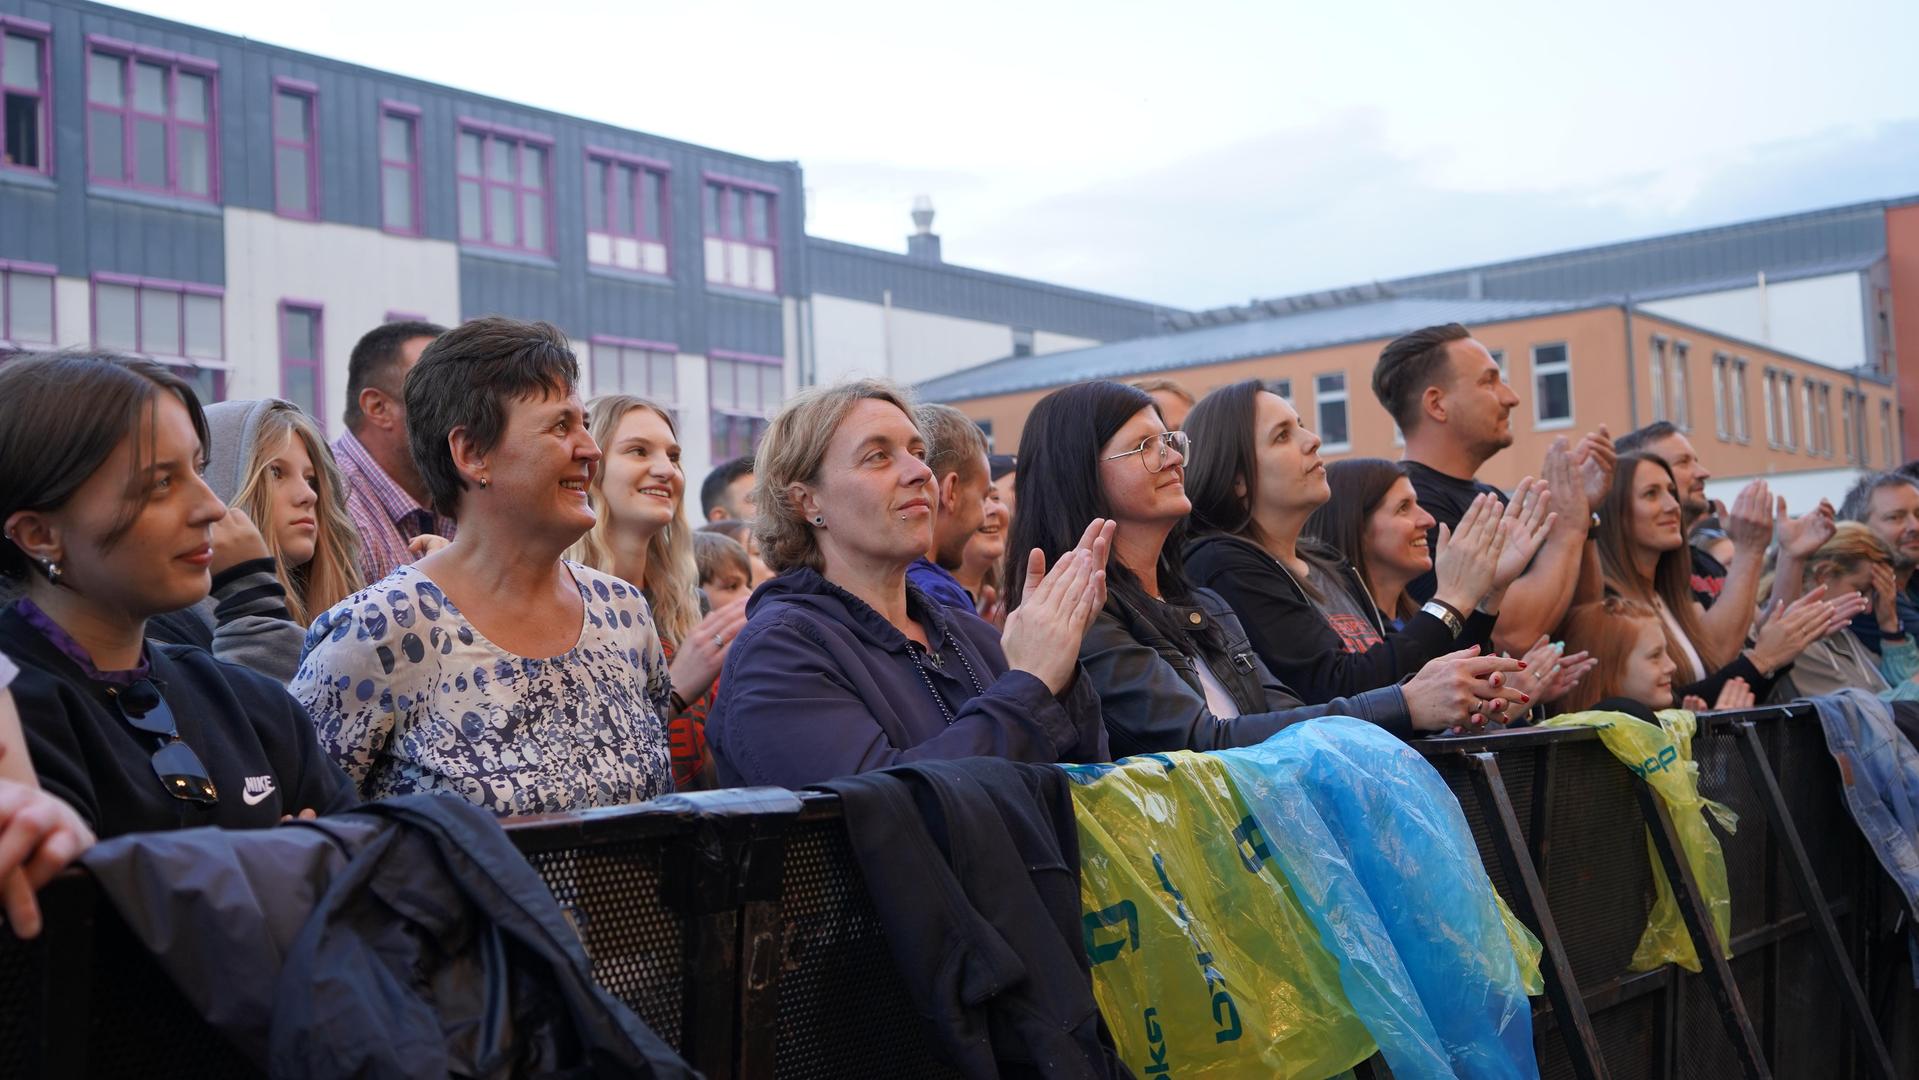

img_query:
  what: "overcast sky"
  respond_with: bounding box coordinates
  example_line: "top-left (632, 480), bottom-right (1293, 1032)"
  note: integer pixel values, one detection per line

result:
top-left (121, 0), bottom-right (1919, 310)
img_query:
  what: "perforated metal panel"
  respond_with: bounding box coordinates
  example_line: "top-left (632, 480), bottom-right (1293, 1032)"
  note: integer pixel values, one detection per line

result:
top-left (0, 928), bottom-right (44, 1077)
top-left (772, 817), bottom-right (960, 1080)
top-left (82, 904), bottom-right (259, 1078)
top-left (524, 839), bottom-right (685, 1049)
top-left (1542, 740), bottom-right (1658, 989)
top-left (1539, 991), bottom-right (1662, 1080)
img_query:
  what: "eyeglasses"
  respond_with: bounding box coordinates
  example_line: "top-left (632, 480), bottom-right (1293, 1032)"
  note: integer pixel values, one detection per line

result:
top-left (110, 680), bottom-right (219, 806)
top-left (1102, 430), bottom-right (1190, 474)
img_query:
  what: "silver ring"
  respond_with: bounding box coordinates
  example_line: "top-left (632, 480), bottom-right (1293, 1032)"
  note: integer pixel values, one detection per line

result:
top-left (713, 633), bottom-right (726, 648)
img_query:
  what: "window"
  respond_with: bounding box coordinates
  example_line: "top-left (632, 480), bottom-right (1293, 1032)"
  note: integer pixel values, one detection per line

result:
top-left (585, 149), bottom-right (668, 275)
top-left (1669, 342), bottom-right (1690, 432)
top-left (1841, 390), bottom-right (1859, 464)
top-left (709, 352), bottom-right (783, 461)
top-left (1531, 343), bottom-right (1572, 427)
top-left (1269, 377), bottom-right (1293, 402)
top-left (592, 336), bottom-right (677, 417)
top-left (457, 121), bottom-right (551, 255)
top-left (374, 103), bottom-right (421, 234)
top-left (1011, 328), bottom-right (1034, 358)
top-left (1711, 353), bottom-right (1730, 439)
top-left (1489, 349), bottom-right (1507, 381)
top-left (702, 176), bottom-right (777, 292)
top-left (384, 309), bottom-right (426, 323)
top-left (1800, 379), bottom-right (1816, 456)
top-left (86, 41), bottom-right (216, 199)
top-left (279, 301), bottom-right (323, 423)
top-left (2, 19), bottom-right (49, 174)
top-left (1314, 372), bottom-right (1349, 452)
top-left (1772, 371), bottom-right (1796, 450)
top-left (0, 260), bottom-right (54, 351)
top-left (1649, 336), bottom-right (1667, 423)
top-left (1732, 358), bottom-right (1749, 442)
top-left (1884, 400), bottom-right (1898, 468)
top-left (269, 80), bottom-right (318, 218)
top-left (91, 274), bottom-right (224, 402)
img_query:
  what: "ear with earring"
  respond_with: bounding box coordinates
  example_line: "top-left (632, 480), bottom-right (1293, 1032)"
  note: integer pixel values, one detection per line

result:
top-left (810, 515), bottom-right (824, 527)
top-left (5, 528), bottom-right (62, 586)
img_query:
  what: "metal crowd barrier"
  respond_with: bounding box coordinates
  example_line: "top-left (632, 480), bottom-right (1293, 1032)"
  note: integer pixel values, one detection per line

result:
top-left (2, 703), bottom-right (1914, 1079)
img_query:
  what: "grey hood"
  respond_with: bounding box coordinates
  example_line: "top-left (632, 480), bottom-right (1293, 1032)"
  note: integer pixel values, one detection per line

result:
top-left (202, 398), bottom-right (295, 505)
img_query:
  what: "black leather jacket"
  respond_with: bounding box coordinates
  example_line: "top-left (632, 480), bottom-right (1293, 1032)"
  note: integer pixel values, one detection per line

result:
top-left (1077, 586), bottom-right (1411, 758)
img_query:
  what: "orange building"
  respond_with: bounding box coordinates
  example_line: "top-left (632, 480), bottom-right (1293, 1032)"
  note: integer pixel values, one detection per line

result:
top-left (918, 298), bottom-right (1901, 492)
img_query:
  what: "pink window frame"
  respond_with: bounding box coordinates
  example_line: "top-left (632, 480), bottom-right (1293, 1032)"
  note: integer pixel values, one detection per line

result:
top-left (707, 350), bottom-right (782, 460)
top-left (456, 118), bottom-right (553, 256)
top-left (378, 100), bottom-right (422, 236)
top-left (585, 147), bottom-right (671, 271)
top-left (590, 334), bottom-right (678, 401)
top-left (0, 258), bottom-right (57, 348)
top-left (271, 77), bottom-right (319, 220)
top-left (384, 309), bottom-right (427, 323)
top-left (278, 299), bottom-right (325, 426)
top-left (0, 16), bottom-right (53, 177)
top-left (84, 36), bottom-right (219, 201)
top-left (701, 173), bottom-right (779, 292)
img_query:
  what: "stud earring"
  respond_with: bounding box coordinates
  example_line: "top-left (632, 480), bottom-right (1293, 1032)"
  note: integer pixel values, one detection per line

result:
top-left (478, 476), bottom-right (491, 489)
top-left (811, 515), bottom-right (825, 526)
top-left (34, 556), bottom-right (62, 587)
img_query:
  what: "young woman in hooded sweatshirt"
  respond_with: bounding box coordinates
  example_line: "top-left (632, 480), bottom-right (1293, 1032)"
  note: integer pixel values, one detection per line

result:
top-left (155, 399), bottom-right (364, 682)
top-left (705, 378), bottom-right (1113, 789)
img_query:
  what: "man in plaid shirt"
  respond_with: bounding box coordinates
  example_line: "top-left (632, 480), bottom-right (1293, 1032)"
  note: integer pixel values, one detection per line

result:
top-left (332, 321), bottom-right (456, 584)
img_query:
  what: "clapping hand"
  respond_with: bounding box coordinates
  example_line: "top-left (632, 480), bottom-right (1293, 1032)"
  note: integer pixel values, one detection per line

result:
top-left (1000, 520), bottom-right (1115, 695)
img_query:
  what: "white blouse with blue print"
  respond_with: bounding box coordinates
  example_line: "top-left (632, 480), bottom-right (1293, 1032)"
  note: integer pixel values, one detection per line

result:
top-left (292, 562), bottom-right (674, 815)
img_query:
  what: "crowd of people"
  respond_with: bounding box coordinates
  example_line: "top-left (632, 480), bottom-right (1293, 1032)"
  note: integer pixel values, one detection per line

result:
top-left (1, 314), bottom-right (1916, 941)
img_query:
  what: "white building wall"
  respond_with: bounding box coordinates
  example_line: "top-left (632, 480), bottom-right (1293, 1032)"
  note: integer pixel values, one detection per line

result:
top-left (810, 293), bottom-right (1066, 386)
top-left (223, 208), bottom-right (461, 432)
top-left (1706, 466), bottom-right (1869, 519)
top-left (1640, 272), bottom-right (1869, 370)
top-left (674, 352), bottom-right (715, 492)
top-left (1033, 330), bottom-right (1099, 355)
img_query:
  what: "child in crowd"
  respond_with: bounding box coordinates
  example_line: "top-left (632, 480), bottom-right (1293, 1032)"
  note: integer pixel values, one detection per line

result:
top-left (695, 531), bottom-right (754, 610)
top-left (1555, 597), bottom-right (1755, 715)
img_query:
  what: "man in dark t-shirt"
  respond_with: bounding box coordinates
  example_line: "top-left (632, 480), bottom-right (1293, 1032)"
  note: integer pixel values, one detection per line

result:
top-left (1373, 323), bottom-right (1610, 653)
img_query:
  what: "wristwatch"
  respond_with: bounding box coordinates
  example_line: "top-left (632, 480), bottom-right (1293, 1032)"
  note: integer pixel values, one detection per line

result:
top-left (1420, 599), bottom-right (1465, 638)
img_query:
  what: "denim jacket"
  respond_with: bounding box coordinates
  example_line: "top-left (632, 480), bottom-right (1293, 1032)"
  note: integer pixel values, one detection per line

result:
top-left (1808, 688), bottom-right (1919, 978)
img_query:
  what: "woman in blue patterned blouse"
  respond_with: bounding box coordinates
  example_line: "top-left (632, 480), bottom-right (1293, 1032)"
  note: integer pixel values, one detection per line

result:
top-left (293, 318), bottom-right (674, 814)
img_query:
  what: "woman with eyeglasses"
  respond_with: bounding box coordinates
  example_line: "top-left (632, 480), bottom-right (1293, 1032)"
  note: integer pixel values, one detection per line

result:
top-left (1005, 381), bottom-right (1530, 756)
top-left (0, 352), bottom-right (357, 840)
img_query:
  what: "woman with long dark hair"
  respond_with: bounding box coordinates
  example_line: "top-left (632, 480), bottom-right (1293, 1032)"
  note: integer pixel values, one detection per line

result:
top-left (1182, 380), bottom-right (1555, 706)
top-left (1593, 452), bottom-right (1858, 703)
top-left (1005, 380), bottom-right (1529, 754)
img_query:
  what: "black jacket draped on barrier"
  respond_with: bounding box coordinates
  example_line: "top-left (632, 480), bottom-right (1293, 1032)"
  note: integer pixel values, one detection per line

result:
top-left (77, 792), bottom-right (698, 1080)
top-left (814, 757), bottom-right (1132, 1080)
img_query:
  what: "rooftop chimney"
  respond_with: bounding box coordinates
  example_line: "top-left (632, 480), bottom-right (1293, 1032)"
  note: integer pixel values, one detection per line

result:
top-left (907, 195), bottom-right (942, 263)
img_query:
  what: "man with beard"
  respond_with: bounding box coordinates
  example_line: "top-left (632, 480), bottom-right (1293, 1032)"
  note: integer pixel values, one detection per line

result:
top-left (1616, 421), bottom-right (1835, 610)
top-left (1372, 322), bottom-right (1613, 653)
top-left (906, 403), bottom-right (994, 613)
top-left (1841, 471), bottom-right (1919, 656)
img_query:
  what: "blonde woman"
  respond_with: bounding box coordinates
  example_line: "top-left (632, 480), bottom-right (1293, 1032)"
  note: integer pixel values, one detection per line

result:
top-left (706, 378), bottom-right (1113, 789)
top-left (175, 399), bottom-right (364, 682)
top-left (1772, 523), bottom-right (1919, 701)
top-left (571, 395), bottom-right (747, 790)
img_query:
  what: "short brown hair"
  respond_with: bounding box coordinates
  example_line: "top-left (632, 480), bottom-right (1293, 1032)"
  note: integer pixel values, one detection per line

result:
top-left (694, 530), bottom-right (751, 585)
top-left (916, 402), bottom-right (989, 483)
top-left (1373, 322), bottom-right (1470, 433)
top-left (752, 378), bottom-right (919, 575)
top-left (405, 317), bottom-right (580, 517)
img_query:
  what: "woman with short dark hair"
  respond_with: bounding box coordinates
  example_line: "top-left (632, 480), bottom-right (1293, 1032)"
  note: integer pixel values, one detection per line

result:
top-left (0, 351), bottom-right (356, 837)
top-left (1008, 380), bottom-right (1531, 754)
top-left (294, 318), bottom-right (675, 814)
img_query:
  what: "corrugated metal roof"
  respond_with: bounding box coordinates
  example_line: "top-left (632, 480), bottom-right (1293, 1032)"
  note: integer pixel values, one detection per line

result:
top-left (807, 238), bottom-right (1182, 342)
top-left (916, 297), bottom-right (1592, 402)
top-left (1171, 195), bottom-right (1912, 330)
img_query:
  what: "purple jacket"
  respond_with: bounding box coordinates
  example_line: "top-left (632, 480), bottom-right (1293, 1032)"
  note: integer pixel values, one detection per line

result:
top-left (706, 567), bottom-right (1109, 788)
